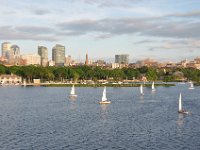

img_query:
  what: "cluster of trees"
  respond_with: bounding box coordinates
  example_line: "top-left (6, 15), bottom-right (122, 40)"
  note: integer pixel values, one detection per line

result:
top-left (0, 64), bottom-right (200, 83)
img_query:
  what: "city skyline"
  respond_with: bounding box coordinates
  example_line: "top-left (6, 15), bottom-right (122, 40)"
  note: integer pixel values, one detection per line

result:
top-left (0, 0), bottom-right (200, 62)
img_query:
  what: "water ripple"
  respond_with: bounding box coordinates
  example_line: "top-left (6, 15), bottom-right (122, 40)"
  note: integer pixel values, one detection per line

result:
top-left (0, 86), bottom-right (200, 149)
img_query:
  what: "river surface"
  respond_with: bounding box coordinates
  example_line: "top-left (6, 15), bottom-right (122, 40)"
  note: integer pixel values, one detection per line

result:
top-left (0, 84), bottom-right (200, 150)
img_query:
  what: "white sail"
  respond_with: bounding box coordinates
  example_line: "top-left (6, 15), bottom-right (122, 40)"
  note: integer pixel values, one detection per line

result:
top-left (140, 84), bottom-right (144, 95)
top-left (152, 82), bottom-right (156, 91)
top-left (70, 85), bottom-right (75, 95)
top-left (102, 87), bottom-right (107, 101)
top-left (191, 82), bottom-right (194, 88)
top-left (179, 93), bottom-right (182, 112)
top-left (190, 82), bottom-right (194, 89)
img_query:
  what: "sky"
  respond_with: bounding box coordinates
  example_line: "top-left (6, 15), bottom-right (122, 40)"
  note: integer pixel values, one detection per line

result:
top-left (0, 0), bottom-right (200, 62)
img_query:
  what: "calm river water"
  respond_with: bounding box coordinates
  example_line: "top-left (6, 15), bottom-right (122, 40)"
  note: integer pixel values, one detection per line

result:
top-left (0, 84), bottom-right (200, 150)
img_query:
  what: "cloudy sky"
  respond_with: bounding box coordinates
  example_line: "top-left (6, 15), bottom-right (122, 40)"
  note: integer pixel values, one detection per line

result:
top-left (0, 0), bottom-right (200, 62)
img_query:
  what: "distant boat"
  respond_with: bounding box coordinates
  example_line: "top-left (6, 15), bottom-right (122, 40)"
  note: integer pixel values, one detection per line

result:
top-left (69, 85), bottom-right (77, 98)
top-left (178, 93), bottom-right (189, 114)
top-left (140, 84), bottom-right (144, 95)
top-left (189, 82), bottom-right (194, 90)
top-left (152, 82), bottom-right (156, 92)
top-left (99, 87), bottom-right (111, 104)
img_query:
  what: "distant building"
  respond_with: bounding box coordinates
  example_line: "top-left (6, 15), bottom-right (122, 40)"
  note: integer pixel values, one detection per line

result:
top-left (128, 63), bottom-right (137, 68)
top-left (186, 61), bottom-right (200, 69)
top-left (52, 44), bottom-right (65, 66)
top-left (115, 54), bottom-right (129, 64)
top-left (94, 60), bottom-right (106, 67)
top-left (0, 74), bottom-right (22, 84)
top-left (193, 57), bottom-right (200, 69)
top-left (19, 58), bottom-right (27, 66)
top-left (136, 58), bottom-right (158, 67)
top-left (65, 55), bottom-right (72, 66)
top-left (88, 60), bottom-right (93, 65)
top-left (48, 60), bottom-right (55, 66)
top-left (111, 63), bottom-right (128, 69)
top-left (38, 46), bottom-right (48, 67)
top-left (71, 60), bottom-right (84, 66)
top-left (1, 42), bottom-right (21, 65)
top-left (112, 63), bottom-right (120, 69)
top-left (194, 57), bottom-right (200, 64)
top-left (21, 54), bottom-right (41, 65)
top-left (85, 53), bottom-right (89, 65)
top-left (1, 42), bottom-right (11, 60)
top-left (165, 62), bottom-right (176, 68)
top-left (10, 45), bottom-right (20, 65)
top-left (0, 56), bottom-right (7, 64)
top-left (175, 59), bottom-right (188, 68)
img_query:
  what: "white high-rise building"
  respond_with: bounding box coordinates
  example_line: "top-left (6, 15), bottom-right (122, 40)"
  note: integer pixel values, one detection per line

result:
top-left (38, 46), bottom-right (48, 67)
top-left (52, 44), bottom-right (65, 66)
top-left (1, 42), bottom-right (11, 60)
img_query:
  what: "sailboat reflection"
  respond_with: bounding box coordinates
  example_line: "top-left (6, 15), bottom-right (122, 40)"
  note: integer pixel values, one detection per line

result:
top-left (177, 114), bottom-right (184, 127)
top-left (100, 104), bottom-right (109, 122)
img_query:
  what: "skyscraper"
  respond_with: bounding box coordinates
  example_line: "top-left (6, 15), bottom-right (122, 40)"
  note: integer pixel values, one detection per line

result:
top-left (85, 53), bottom-right (89, 65)
top-left (38, 46), bottom-right (48, 67)
top-left (10, 45), bottom-right (20, 65)
top-left (115, 54), bottom-right (129, 64)
top-left (52, 44), bottom-right (65, 66)
top-left (1, 42), bottom-right (11, 60)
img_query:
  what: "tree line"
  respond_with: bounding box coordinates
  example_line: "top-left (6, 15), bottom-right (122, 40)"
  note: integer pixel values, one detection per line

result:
top-left (0, 64), bottom-right (200, 83)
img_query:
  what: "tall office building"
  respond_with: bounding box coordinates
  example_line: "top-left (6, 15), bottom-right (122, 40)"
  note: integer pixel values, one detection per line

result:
top-left (115, 54), bottom-right (129, 64)
top-left (38, 46), bottom-right (48, 67)
top-left (1, 42), bottom-right (11, 60)
top-left (52, 44), bottom-right (65, 66)
top-left (10, 45), bottom-right (20, 65)
top-left (85, 53), bottom-right (89, 65)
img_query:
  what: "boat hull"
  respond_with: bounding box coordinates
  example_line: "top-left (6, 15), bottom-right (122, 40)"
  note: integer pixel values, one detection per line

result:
top-left (178, 110), bottom-right (189, 114)
top-left (99, 101), bottom-right (111, 104)
top-left (69, 94), bottom-right (77, 98)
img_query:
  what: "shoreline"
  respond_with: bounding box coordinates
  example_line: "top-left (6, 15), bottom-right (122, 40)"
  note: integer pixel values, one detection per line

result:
top-left (40, 83), bottom-right (175, 87)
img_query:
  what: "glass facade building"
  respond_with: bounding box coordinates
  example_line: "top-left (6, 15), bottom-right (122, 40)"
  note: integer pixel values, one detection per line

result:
top-left (115, 54), bottom-right (129, 64)
top-left (52, 44), bottom-right (65, 66)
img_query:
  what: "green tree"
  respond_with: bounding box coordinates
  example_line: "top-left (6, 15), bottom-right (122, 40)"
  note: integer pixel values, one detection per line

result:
top-left (146, 68), bottom-right (158, 81)
top-left (0, 65), bottom-right (6, 75)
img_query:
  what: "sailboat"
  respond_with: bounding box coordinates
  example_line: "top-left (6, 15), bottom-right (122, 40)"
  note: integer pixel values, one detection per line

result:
top-left (140, 84), bottom-right (144, 95)
top-left (152, 82), bottom-right (156, 92)
top-left (69, 85), bottom-right (77, 98)
top-left (99, 87), bottom-right (111, 104)
top-left (178, 93), bottom-right (189, 114)
top-left (189, 81), bottom-right (194, 90)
